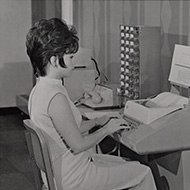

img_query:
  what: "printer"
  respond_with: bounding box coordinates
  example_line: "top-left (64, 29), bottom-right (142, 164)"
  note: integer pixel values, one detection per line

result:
top-left (120, 44), bottom-right (190, 155)
top-left (118, 44), bottom-right (190, 190)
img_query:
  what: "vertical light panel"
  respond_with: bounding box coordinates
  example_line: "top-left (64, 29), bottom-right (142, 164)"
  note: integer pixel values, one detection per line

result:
top-left (119, 25), bottom-right (140, 100)
top-left (119, 25), bottom-right (161, 101)
top-left (62, 0), bottom-right (73, 25)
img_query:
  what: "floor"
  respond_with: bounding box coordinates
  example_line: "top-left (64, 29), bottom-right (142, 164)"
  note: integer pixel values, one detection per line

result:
top-left (0, 108), bottom-right (170, 190)
top-left (0, 107), bottom-right (118, 190)
top-left (0, 108), bottom-right (37, 190)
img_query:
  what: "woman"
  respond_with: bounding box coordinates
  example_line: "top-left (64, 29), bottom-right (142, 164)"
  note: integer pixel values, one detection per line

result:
top-left (26, 18), bottom-right (157, 190)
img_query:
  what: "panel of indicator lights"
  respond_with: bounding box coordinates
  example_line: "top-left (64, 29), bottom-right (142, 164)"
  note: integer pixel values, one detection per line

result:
top-left (117, 25), bottom-right (140, 100)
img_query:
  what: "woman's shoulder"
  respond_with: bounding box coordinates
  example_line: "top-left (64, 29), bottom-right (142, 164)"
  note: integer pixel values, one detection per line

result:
top-left (38, 77), bottom-right (67, 95)
top-left (29, 79), bottom-right (67, 107)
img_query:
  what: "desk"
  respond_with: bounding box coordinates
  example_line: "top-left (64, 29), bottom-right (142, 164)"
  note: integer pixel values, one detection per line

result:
top-left (78, 105), bottom-right (120, 119)
top-left (79, 105), bottom-right (190, 190)
top-left (114, 114), bottom-right (190, 190)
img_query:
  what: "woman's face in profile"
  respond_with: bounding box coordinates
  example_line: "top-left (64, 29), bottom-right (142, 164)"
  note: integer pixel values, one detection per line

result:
top-left (61, 54), bottom-right (75, 77)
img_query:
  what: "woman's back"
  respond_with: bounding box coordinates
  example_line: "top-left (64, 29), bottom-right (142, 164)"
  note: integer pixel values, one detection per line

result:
top-left (28, 77), bottom-right (93, 188)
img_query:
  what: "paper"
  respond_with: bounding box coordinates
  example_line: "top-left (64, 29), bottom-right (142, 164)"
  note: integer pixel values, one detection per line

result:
top-left (169, 44), bottom-right (190, 87)
top-left (147, 92), bottom-right (188, 107)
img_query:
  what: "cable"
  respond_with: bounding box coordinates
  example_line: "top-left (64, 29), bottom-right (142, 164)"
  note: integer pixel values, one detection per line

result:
top-left (91, 57), bottom-right (109, 82)
top-left (91, 57), bottom-right (100, 80)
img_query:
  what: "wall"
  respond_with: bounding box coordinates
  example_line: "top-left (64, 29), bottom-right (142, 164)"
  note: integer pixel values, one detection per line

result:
top-left (32, 0), bottom-right (61, 24)
top-left (0, 0), bottom-right (33, 108)
top-left (62, 0), bottom-right (73, 24)
top-left (0, 0), bottom-right (62, 108)
top-left (73, 0), bottom-right (190, 92)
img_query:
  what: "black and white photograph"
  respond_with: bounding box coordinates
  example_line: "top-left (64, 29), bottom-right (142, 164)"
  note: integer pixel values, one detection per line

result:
top-left (1, 1), bottom-right (190, 190)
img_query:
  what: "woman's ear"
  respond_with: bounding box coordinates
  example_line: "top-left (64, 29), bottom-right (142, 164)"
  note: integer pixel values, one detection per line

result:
top-left (50, 56), bottom-right (58, 67)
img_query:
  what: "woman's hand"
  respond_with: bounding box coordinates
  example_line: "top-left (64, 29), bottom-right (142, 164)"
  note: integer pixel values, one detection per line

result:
top-left (104, 118), bottom-right (128, 135)
top-left (94, 112), bottom-right (122, 126)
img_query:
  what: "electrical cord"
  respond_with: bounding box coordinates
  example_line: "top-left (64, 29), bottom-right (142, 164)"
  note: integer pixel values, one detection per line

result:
top-left (91, 57), bottom-right (109, 81)
top-left (91, 57), bottom-right (100, 80)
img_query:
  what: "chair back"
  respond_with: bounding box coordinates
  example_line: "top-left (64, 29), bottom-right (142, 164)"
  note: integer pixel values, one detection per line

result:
top-left (23, 119), bottom-right (57, 190)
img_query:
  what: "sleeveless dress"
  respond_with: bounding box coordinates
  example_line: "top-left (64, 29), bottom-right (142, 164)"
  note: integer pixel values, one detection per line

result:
top-left (28, 77), bottom-right (157, 190)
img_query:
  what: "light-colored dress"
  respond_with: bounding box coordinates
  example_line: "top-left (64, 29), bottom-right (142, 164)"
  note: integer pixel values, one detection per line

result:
top-left (28, 77), bottom-right (157, 190)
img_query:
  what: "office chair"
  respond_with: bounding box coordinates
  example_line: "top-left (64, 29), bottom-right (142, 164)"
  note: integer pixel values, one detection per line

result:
top-left (23, 119), bottom-right (130, 190)
top-left (23, 119), bottom-right (57, 190)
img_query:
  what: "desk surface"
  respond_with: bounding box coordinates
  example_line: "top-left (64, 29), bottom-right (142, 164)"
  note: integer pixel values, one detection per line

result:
top-left (78, 105), bottom-right (120, 119)
top-left (79, 105), bottom-right (190, 155)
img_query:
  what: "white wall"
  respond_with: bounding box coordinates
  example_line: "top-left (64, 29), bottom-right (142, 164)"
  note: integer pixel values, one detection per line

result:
top-left (73, 0), bottom-right (190, 91)
top-left (0, 0), bottom-right (33, 107)
top-left (61, 0), bottom-right (73, 24)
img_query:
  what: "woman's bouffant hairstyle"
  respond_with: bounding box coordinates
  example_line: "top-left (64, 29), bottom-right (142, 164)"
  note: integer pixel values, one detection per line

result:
top-left (26, 18), bottom-right (79, 77)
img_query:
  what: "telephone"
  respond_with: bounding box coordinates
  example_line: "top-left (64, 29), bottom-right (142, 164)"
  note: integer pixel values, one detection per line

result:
top-left (82, 84), bottom-right (118, 109)
top-left (85, 90), bottom-right (103, 104)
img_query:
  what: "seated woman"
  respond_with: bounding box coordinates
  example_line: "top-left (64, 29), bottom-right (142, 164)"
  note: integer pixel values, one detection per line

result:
top-left (25, 17), bottom-right (157, 190)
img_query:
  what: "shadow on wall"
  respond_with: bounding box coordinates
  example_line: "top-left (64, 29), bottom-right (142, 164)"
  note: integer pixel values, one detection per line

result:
top-left (160, 54), bottom-right (172, 92)
top-left (0, 62), bottom-right (33, 107)
top-left (107, 61), bottom-right (120, 84)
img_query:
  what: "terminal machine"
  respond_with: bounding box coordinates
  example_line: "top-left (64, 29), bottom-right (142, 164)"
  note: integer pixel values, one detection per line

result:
top-left (118, 44), bottom-right (190, 190)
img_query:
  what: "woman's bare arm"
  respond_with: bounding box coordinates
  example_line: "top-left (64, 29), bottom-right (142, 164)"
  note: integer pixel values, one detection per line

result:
top-left (48, 93), bottom-right (108, 154)
top-left (79, 119), bottom-right (96, 134)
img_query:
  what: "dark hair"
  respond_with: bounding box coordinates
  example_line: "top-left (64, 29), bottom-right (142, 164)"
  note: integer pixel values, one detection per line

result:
top-left (26, 18), bottom-right (79, 77)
